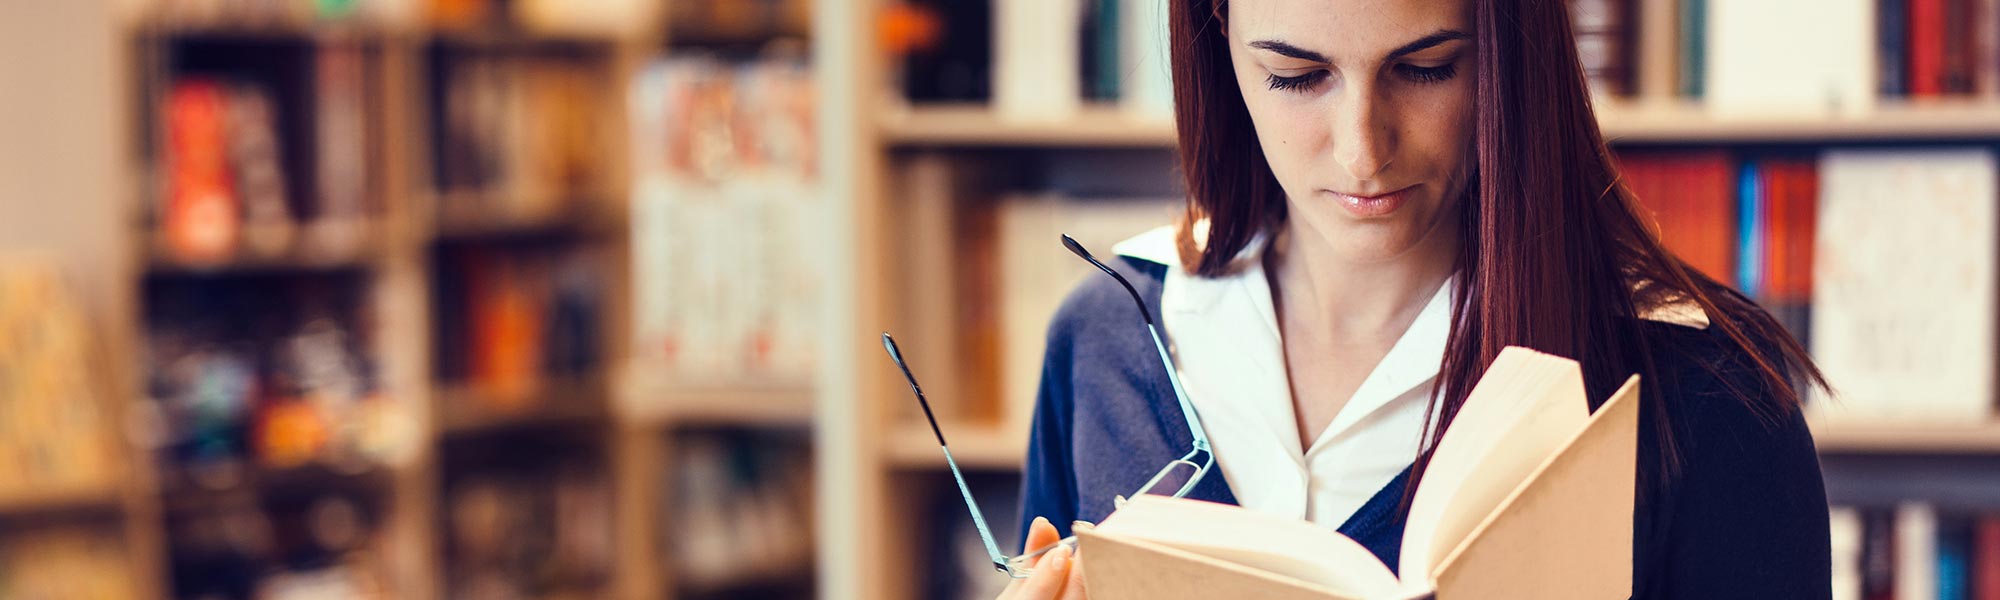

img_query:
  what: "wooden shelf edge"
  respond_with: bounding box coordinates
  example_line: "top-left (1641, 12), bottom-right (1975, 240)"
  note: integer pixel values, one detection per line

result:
top-left (885, 421), bottom-right (1025, 471)
top-left (435, 376), bottom-right (614, 437)
top-left (618, 376), bottom-right (817, 429)
top-left (1811, 419), bottom-right (2000, 454)
top-left (880, 100), bottom-right (2000, 147)
top-left (0, 483), bottom-right (127, 518)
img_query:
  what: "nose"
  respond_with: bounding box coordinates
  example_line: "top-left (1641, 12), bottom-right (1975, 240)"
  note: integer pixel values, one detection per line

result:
top-left (1331, 84), bottom-right (1395, 181)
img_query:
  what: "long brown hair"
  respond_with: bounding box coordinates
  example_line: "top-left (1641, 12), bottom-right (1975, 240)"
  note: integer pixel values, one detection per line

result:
top-left (1165, 0), bottom-right (1827, 494)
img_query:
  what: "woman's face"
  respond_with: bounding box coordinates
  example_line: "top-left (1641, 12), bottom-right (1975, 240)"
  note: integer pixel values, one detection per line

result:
top-left (1227, 0), bottom-right (1475, 263)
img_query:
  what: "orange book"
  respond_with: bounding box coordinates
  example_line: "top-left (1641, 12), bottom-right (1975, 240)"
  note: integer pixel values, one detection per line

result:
top-left (163, 79), bottom-right (241, 263)
top-left (1618, 151), bottom-right (1736, 282)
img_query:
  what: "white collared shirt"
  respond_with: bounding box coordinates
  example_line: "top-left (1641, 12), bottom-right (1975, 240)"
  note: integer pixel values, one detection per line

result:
top-left (1110, 224), bottom-right (1707, 529)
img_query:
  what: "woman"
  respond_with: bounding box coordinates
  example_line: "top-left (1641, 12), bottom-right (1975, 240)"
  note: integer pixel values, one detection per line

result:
top-left (1001, 0), bottom-right (1832, 597)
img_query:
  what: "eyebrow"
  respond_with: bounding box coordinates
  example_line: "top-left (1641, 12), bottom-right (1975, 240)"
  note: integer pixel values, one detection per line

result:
top-left (1248, 29), bottom-right (1471, 64)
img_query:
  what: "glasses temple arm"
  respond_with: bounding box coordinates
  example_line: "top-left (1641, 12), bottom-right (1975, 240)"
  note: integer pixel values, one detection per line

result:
top-left (883, 333), bottom-right (1011, 571)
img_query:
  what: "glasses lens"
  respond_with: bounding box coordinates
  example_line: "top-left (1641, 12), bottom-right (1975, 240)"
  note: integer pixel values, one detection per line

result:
top-left (1135, 460), bottom-right (1202, 499)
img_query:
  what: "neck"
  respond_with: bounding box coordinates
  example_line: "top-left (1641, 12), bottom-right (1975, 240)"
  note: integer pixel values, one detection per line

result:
top-left (1267, 218), bottom-right (1459, 340)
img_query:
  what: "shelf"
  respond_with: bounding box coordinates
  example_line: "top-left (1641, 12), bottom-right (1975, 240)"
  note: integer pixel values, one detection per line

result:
top-left (430, 198), bottom-right (625, 243)
top-left (880, 104), bottom-right (1177, 148)
top-left (619, 375), bottom-right (816, 429)
top-left (159, 460), bottom-right (394, 513)
top-left (436, 376), bottom-right (613, 437)
top-left (0, 482), bottom-right (126, 519)
top-left (880, 101), bottom-right (2000, 148)
top-left (1812, 420), bottom-right (2000, 454)
top-left (885, 421), bottom-right (1024, 471)
top-left (143, 220), bottom-right (383, 276)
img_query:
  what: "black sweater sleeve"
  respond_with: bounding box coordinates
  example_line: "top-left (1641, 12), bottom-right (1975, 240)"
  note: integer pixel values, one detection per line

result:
top-left (1637, 327), bottom-right (1832, 599)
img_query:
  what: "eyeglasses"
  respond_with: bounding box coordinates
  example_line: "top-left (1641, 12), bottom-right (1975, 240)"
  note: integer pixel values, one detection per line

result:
top-left (880, 234), bottom-right (1213, 579)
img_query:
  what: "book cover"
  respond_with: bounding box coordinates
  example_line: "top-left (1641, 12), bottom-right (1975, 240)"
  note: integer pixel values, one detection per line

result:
top-left (1811, 149), bottom-right (1997, 424)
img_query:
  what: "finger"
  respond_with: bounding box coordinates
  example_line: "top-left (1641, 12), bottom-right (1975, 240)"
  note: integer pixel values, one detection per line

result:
top-left (1056, 547), bottom-right (1087, 600)
top-left (1023, 516), bottom-right (1060, 553)
top-left (1016, 542), bottom-right (1073, 599)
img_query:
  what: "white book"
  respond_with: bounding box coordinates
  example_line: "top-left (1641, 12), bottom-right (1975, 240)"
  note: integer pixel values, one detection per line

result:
top-left (1120, 0), bottom-right (1174, 119)
top-left (999, 195), bottom-right (1177, 429)
top-left (995, 0), bottom-right (1084, 121)
top-left (1811, 149), bottom-right (1997, 424)
top-left (1894, 503), bottom-right (1937, 600)
top-left (1706, 0), bottom-right (1874, 117)
top-left (1829, 507), bottom-right (1863, 600)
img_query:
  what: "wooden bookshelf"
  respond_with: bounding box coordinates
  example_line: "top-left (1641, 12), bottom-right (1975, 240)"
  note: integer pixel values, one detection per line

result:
top-left (880, 99), bottom-right (2000, 148)
top-left (621, 381), bottom-right (818, 429)
top-left (1813, 420), bottom-right (2000, 454)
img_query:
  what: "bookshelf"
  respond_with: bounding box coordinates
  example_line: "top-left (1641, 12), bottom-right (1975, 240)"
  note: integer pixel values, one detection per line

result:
top-left (815, 1), bottom-right (2000, 599)
top-left (0, 2), bottom-right (825, 598)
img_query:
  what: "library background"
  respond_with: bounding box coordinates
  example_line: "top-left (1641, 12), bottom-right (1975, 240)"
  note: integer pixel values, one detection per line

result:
top-left (1, 0), bottom-right (1998, 598)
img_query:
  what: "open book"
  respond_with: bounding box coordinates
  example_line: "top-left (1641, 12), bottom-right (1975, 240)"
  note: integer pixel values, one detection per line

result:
top-left (1077, 347), bottom-right (1640, 600)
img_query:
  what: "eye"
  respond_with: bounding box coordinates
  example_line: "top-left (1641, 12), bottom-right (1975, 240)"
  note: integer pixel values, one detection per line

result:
top-left (1266, 70), bottom-right (1329, 92)
top-left (1395, 63), bottom-right (1458, 84)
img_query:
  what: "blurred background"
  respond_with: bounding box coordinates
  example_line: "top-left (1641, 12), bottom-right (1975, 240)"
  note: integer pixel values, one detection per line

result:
top-left (0, 0), bottom-right (1996, 598)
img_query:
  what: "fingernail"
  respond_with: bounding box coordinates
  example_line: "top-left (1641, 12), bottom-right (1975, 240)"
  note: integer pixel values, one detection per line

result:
top-left (1033, 516), bottom-right (1050, 530)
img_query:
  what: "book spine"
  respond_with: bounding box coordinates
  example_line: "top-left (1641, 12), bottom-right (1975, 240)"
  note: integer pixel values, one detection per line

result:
top-left (1899, 503), bottom-right (1940, 600)
top-left (1946, 0), bottom-right (1977, 93)
top-left (1680, 0), bottom-right (1706, 98)
top-left (1911, 0), bottom-right (1946, 96)
top-left (1736, 161), bottom-right (1765, 295)
top-left (1883, 0), bottom-right (1910, 96)
top-left (1835, 507), bottom-right (1866, 600)
top-left (1865, 508), bottom-right (1898, 600)
top-left (1945, 515), bottom-right (1975, 600)
top-left (1977, 515), bottom-right (2000, 600)
top-left (1979, 0), bottom-right (2000, 96)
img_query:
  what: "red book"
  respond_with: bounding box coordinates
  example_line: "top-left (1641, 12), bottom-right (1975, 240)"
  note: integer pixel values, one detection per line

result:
top-left (1757, 159), bottom-right (1820, 303)
top-left (1910, 0), bottom-right (1947, 96)
top-left (163, 79), bottom-right (241, 262)
top-left (1617, 150), bottom-right (1736, 283)
top-left (1977, 516), bottom-right (2000, 600)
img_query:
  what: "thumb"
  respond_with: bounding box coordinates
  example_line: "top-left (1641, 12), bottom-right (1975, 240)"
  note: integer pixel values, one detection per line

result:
top-left (1023, 516), bottom-right (1061, 553)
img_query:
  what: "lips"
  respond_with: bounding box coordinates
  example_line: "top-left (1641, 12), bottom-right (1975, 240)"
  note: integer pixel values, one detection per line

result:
top-left (1328, 186), bottom-right (1414, 218)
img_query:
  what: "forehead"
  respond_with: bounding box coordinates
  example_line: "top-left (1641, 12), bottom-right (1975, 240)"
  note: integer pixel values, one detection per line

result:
top-left (1228, 0), bottom-right (1471, 54)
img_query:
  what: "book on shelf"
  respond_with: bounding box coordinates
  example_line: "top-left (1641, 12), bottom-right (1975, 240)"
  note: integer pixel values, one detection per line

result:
top-left (1615, 150), bottom-right (1736, 283)
top-left (1833, 504), bottom-right (2000, 600)
top-left (1569, 0), bottom-right (1636, 97)
top-left (435, 245), bottom-right (603, 403)
top-left (1705, 0), bottom-right (1875, 116)
top-left (145, 276), bottom-right (411, 487)
top-left (668, 431), bottom-right (814, 589)
top-left (434, 51), bottom-right (607, 224)
top-left (1079, 347), bottom-right (1640, 600)
top-left (1810, 149), bottom-right (1997, 425)
top-left (445, 457), bottom-right (613, 596)
top-left (888, 0), bottom-right (1173, 117)
top-left (168, 492), bottom-right (387, 599)
top-left (628, 56), bottom-right (820, 387)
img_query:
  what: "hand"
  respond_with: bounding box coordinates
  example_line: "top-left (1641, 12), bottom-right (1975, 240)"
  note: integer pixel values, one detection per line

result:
top-left (996, 516), bottom-right (1086, 600)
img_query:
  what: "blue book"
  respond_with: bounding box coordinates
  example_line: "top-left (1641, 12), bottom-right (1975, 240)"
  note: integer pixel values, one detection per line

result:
top-left (1880, 0), bottom-right (1907, 96)
top-left (1680, 0), bottom-right (1706, 98)
top-left (1736, 162), bottom-right (1764, 297)
top-left (1939, 517), bottom-right (1972, 600)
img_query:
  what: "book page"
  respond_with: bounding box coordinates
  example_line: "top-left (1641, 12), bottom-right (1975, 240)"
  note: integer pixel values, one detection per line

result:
top-left (1399, 347), bottom-right (1589, 580)
top-left (1092, 495), bottom-right (1399, 599)
top-left (1426, 376), bottom-right (1640, 600)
